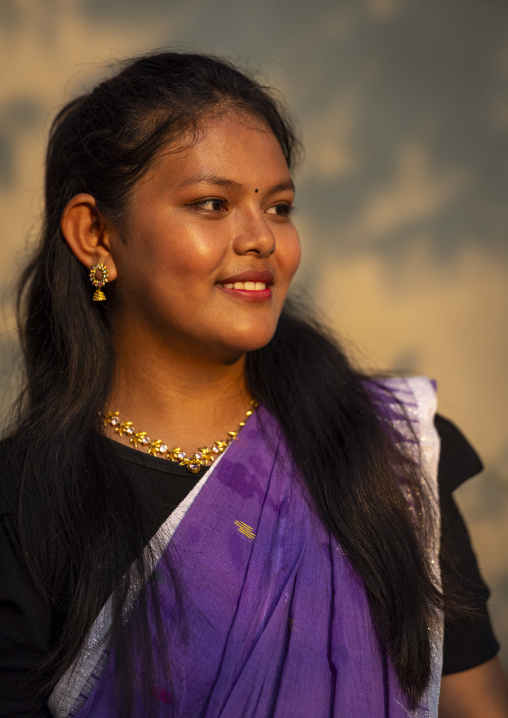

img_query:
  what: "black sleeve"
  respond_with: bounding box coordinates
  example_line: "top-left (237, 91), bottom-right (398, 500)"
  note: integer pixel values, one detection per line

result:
top-left (0, 512), bottom-right (53, 716)
top-left (436, 414), bottom-right (500, 675)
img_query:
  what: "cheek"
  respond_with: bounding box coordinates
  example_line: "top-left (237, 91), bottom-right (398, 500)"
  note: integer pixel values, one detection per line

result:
top-left (132, 230), bottom-right (222, 288)
top-left (152, 222), bottom-right (228, 279)
top-left (292, 240), bottom-right (302, 275)
top-left (280, 233), bottom-right (301, 283)
top-left (168, 244), bottom-right (220, 280)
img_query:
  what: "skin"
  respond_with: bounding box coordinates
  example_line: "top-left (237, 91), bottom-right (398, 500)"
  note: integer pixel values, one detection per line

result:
top-left (61, 111), bottom-right (301, 454)
top-left (61, 109), bottom-right (508, 713)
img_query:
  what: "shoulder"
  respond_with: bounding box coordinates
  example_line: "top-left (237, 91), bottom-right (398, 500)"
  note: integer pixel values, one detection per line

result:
top-left (367, 376), bottom-right (483, 493)
top-left (367, 375), bottom-right (439, 452)
top-left (367, 375), bottom-right (436, 410)
top-left (435, 414), bottom-right (483, 494)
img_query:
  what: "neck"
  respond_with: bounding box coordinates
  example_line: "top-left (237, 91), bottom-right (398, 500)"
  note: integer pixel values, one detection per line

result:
top-left (106, 339), bottom-right (253, 457)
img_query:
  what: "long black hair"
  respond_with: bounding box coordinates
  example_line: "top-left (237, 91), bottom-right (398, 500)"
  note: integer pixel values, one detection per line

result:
top-left (9, 51), bottom-right (442, 714)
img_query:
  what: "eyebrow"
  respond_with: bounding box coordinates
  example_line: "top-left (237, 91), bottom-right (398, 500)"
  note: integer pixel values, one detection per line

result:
top-left (176, 173), bottom-right (295, 195)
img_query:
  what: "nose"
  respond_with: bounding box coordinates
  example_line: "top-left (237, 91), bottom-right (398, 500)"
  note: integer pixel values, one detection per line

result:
top-left (232, 210), bottom-right (276, 258)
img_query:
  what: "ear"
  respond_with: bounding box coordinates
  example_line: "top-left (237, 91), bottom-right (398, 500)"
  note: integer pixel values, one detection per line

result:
top-left (60, 194), bottom-right (119, 281)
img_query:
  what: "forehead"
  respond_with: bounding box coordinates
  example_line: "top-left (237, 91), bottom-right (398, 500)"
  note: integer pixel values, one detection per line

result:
top-left (145, 111), bottom-right (291, 191)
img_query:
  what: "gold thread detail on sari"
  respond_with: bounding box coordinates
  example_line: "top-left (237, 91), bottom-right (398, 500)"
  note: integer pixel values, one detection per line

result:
top-left (234, 520), bottom-right (256, 539)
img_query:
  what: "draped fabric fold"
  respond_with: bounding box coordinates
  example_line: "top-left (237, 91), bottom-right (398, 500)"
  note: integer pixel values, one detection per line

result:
top-left (49, 376), bottom-right (442, 718)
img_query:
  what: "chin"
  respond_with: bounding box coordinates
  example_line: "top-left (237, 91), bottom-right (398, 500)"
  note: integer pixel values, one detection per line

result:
top-left (216, 322), bottom-right (279, 359)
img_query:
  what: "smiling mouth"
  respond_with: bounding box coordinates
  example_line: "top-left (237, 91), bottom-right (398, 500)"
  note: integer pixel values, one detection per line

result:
top-left (216, 281), bottom-right (267, 291)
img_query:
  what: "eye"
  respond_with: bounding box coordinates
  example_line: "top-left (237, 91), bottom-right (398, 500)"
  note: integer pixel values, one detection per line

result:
top-left (266, 203), bottom-right (295, 218)
top-left (189, 198), bottom-right (228, 212)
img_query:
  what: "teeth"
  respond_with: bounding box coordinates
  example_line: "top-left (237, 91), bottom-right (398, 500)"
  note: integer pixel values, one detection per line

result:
top-left (218, 281), bottom-right (267, 291)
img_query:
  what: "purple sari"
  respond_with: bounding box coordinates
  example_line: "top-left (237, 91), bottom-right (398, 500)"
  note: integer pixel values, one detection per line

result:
top-left (49, 377), bottom-right (442, 717)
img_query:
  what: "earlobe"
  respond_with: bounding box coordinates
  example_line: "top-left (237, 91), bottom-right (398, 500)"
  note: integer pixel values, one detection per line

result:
top-left (60, 194), bottom-right (118, 281)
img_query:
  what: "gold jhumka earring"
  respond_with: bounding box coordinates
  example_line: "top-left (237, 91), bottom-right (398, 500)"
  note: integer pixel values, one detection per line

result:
top-left (89, 263), bottom-right (109, 301)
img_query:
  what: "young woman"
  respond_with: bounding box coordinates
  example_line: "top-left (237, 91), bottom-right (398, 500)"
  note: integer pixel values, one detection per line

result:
top-left (0, 52), bottom-right (506, 717)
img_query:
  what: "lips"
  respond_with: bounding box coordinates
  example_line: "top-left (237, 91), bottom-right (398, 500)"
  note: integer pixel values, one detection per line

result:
top-left (215, 269), bottom-right (274, 292)
top-left (217, 280), bottom-right (267, 291)
top-left (215, 269), bottom-right (273, 299)
top-left (216, 269), bottom-right (274, 286)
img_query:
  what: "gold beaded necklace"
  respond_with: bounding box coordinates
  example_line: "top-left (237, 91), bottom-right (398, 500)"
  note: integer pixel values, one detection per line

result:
top-left (102, 399), bottom-right (258, 474)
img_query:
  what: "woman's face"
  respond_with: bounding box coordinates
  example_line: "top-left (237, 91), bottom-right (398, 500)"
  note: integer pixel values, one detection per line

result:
top-left (109, 111), bottom-right (301, 362)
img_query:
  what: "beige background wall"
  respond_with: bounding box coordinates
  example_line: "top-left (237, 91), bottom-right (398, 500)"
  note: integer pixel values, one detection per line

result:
top-left (1, 0), bottom-right (507, 665)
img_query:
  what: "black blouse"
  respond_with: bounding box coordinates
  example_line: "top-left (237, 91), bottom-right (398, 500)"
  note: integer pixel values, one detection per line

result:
top-left (0, 415), bottom-right (500, 716)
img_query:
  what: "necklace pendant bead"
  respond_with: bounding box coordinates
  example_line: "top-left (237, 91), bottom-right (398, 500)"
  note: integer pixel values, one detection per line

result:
top-left (148, 440), bottom-right (162, 456)
top-left (116, 421), bottom-right (133, 436)
top-left (187, 463), bottom-right (200, 474)
top-left (131, 431), bottom-right (149, 448)
top-left (103, 411), bottom-right (120, 426)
